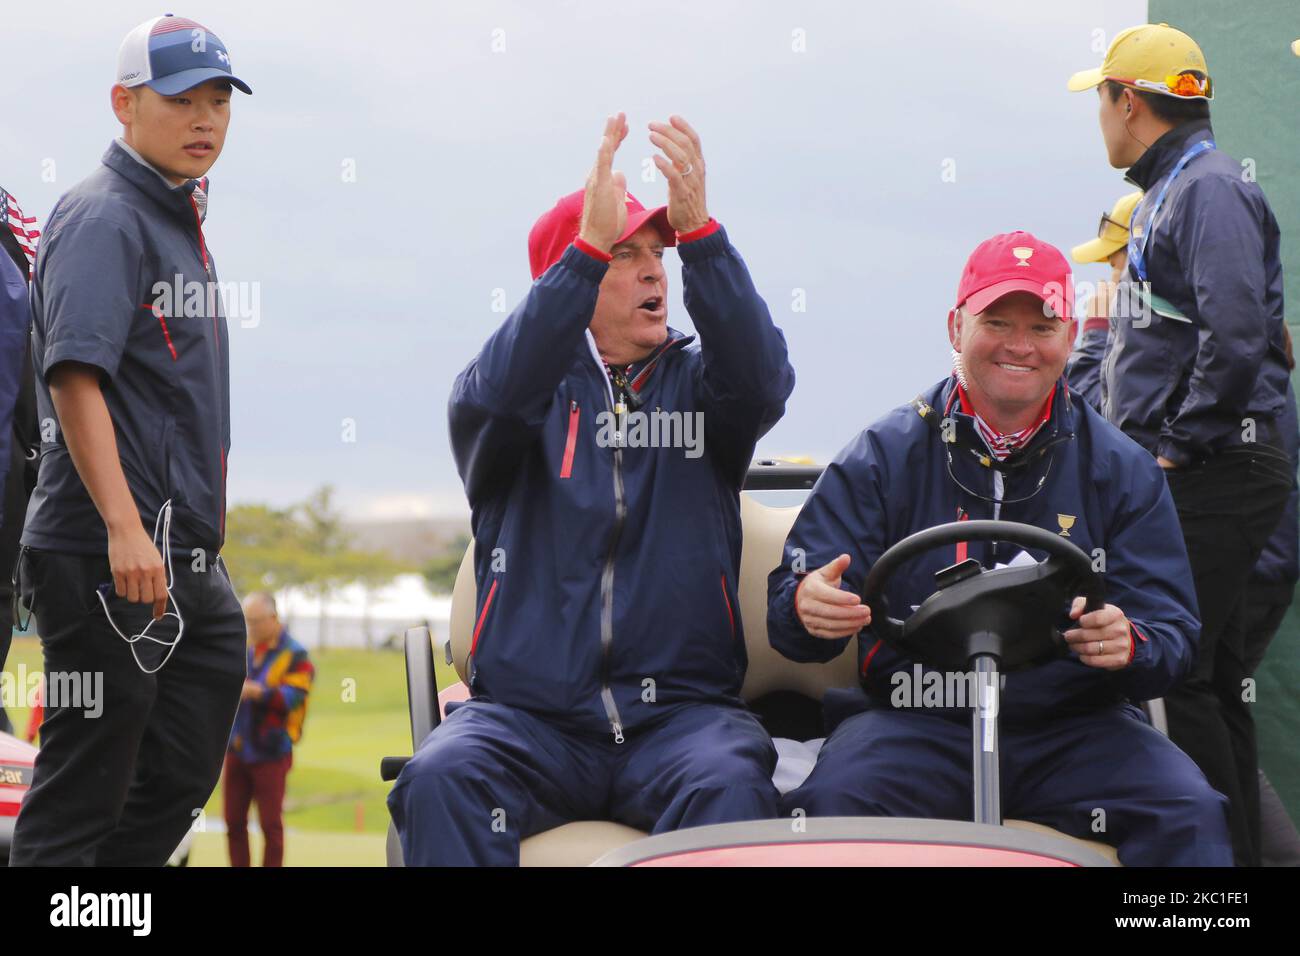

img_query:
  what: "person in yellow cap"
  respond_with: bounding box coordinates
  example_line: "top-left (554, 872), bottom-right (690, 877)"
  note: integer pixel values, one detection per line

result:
top-left (1064, 190), bottom-right (1141, 410)
top-left (1070, 23), bottom-right (1295, 868)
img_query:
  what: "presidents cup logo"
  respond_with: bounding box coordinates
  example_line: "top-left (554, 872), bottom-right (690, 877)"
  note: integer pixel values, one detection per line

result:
top-left (1057, 514), bottom-right (1076, 537)
top-left (1012, 246), bottom-right (1034, 267)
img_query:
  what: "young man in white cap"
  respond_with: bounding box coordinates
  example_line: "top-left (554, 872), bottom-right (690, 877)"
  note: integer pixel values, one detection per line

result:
top-left (1069, 22), bottom-right (1294, 866)
top-left (10, 14), bottom-right (252, 866)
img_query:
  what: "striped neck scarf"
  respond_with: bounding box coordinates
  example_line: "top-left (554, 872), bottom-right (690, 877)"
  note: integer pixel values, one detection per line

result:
top-left (956, 381), bottom-right (1056, 461)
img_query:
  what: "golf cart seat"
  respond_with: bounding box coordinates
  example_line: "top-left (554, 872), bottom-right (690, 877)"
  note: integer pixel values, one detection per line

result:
top-left (385, 478), bottom-right (1133, 866)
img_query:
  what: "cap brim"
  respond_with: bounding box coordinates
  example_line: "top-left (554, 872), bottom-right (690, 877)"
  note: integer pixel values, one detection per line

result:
top-left (965, 277), bottom-right (1070, 321)
top-left (1070, 236), bottom-right (1123, 264)
top-left (618, 205), bottom-right (676, 246)
top-left (1067, 67), bottom-right (1104, 92)
top-left (147, 68), bottom-right (253, 96)
top-left (1293, 39), bottom-right (1300, 56)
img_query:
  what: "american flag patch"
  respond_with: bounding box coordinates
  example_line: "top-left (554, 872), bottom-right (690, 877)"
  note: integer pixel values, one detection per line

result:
top-left (0, 187), bottom-right (40, 278)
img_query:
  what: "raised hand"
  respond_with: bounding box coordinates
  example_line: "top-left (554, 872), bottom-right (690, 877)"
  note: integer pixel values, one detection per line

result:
top-left (649, 115), bottom-right (709, 233)
top-left (578, 113), bottom-right (629, 253)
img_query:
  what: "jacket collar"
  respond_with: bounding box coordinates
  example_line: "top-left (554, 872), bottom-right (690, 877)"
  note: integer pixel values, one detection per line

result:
top-left (628, 330), bottom-right (694, 393)
top-left (582, 328), bottom-right (695, 402)
top-left (936, 374), bottom-right (1076, 471)
top-left (1124, 119), bottom-right (1215, 192)
top-left (101, 139), bottom-right (201, 225)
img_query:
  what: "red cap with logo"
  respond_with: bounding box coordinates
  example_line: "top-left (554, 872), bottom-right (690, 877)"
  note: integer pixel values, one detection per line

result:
top-left (955, 230), bottom-right (1074, 322)
top-left (528, 189), bottom-right (675, 280)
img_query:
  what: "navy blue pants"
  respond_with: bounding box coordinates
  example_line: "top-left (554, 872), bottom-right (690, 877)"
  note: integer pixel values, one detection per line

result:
top-left (782, 705), bottom-right (1232, 866)
top-left (388, 699), bottom-right (779, 866)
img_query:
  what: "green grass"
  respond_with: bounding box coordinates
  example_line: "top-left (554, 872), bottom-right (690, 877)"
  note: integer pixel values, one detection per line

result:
top-left (3, 636), bottom-right (43, 738)
top-left (188, 828), bottom-right (389, 867)
top-left (5, 633), bottom-right (463, 865)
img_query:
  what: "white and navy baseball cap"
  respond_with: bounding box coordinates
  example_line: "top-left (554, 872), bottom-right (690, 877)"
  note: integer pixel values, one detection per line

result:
top-left (116, 14), bottom-right (252, 96)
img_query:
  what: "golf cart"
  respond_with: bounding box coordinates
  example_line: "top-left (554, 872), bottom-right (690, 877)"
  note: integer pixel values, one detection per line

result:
top-left (0, 729), bottom-right (37, 865)
top-left (381, 463), bottom-right (1169, 866)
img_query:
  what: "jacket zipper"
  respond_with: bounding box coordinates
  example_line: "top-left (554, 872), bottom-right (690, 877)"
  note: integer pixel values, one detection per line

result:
top-left (189, 194), bottom-right (212, 281)
top-left (189, 193), bottom-right (227, 540)
top-left (599, 371), bottom-right (630, 744)
top-left (560, 401), bottom-right (579, 478)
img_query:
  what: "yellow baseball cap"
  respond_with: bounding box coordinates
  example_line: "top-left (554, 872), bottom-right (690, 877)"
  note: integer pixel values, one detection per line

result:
top-left (1068, 23), bottom-right (1212, 100)
top-left (1071, 191), bottom-right (1144, 264)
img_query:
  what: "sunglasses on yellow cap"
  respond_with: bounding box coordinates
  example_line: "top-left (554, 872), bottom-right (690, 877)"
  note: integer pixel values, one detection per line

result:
top-left (1097, 212), bottom-right (1130, 242)
top-left (1110, 71), bottom-right (1212, 99)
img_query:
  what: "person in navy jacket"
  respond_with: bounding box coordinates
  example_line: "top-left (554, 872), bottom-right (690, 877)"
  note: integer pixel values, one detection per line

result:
top-left (10, 14), bottom-right (252, 867)
top-left (769, 231), bottom-right (1231, 866)
top-left (1070, 23), bottom-right (1293, 866)
top-left (388, 114), bottom-right (795, 866)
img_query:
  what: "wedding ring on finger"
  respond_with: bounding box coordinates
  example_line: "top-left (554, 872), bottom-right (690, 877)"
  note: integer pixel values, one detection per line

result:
top-left (679, 162), bottom-right (694, 176)
top-left (1096, 640), bottom-right (1104, 656)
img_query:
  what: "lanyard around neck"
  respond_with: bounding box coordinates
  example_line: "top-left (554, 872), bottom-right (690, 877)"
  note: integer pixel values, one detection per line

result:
top-left (1128, 138), bottom-right (1215, 283)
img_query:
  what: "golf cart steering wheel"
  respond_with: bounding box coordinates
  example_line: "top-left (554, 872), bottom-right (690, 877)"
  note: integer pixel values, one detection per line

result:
top-left (859, 520), bottom-right (1106, 673)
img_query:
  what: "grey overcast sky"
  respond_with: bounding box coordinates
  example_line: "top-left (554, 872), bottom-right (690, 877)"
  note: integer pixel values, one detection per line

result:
top-left (4, 0), bottom-right (1147, 520)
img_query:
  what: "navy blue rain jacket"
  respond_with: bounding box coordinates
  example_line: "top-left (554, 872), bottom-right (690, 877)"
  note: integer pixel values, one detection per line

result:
top-left (23, 142), bottom-right (231, 555)
top-left (1103, 120), bottom-right (1290, 467)
top-left (0, 253), bottom-right (26, 510)
top-left (768, 376), bottom-right (1200, 724)
top-left (1064, 321), bottom-right (1107, 411)
top-left (450, 226), bottom-right (794, 738)
top-left (1072, 315), bottom-right (1298, 589)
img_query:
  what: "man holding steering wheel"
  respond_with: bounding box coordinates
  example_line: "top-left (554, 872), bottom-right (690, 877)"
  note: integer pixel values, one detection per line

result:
top-left (767, 231), bottom-right (1231, 866)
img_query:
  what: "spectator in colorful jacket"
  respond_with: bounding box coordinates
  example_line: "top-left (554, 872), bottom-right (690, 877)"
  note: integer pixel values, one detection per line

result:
top-left (769, 231), bottom-right (1230, 866)
top-left (388, 113), bottom-right (795, 866)
top-left (224, 592), bottom-right (313, 868)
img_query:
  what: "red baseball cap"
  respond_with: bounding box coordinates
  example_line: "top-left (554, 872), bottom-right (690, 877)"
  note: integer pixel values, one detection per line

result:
top-left (955, 231), bottom-right (1074, 322)
top-left (528, 189), bottom-right (675, 280)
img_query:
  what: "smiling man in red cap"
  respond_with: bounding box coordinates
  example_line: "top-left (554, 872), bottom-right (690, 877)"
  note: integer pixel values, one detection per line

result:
top-left (768, 231), bottom-right (1231, 866)
top-left (389, 113), bottom-right (795, 866)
